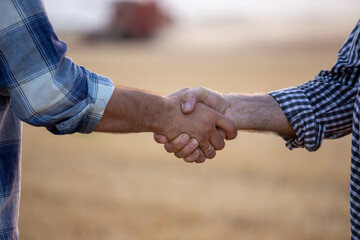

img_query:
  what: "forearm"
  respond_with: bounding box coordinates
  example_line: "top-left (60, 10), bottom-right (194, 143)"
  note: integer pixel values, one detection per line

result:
top-left (95, 87), bottom-right (172, 134)
top-left (95, 86), bottom-right (236, 160)
top-left (226, 94), bottom-right (295, 137)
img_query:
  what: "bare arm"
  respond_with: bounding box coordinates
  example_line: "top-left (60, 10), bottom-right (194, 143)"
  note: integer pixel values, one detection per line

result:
top-left (154, 87), bottom-right (295, 162)
top-left (95, 87), bottom-right (172, 134)
top-left (95, 86), bottom-right (237, 162)
top-left (225, 93), bottom-right (295, 137)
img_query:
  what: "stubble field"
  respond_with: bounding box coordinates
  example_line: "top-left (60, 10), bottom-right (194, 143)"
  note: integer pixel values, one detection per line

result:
top-left (19, 21), bottom-right (356, 239)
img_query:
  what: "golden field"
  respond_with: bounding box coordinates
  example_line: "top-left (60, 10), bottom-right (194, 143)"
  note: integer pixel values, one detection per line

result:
top-left (19, 21), bottom-right (358, 239)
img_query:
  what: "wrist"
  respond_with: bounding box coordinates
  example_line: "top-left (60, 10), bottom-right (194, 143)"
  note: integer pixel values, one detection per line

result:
top-left (224, 94), bottom-right (244, 130)
top-left (225, 93), bottom-right (295, 136)
top-left (153, 96), bottom-right (179, 136)
top-left (225, 94), bottom-right (265, 131)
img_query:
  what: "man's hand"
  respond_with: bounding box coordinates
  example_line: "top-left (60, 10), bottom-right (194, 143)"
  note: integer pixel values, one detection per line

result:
top-left (95, 86), bottom-right (237, 164)
top-left (154, 87), bottom-right (236, 163)
top-left (181, 87), bottom-right (234, 122)
top-left (158, 88), bottom-right (237, 163)
top-left (154, 87), bottom-right (295, 163)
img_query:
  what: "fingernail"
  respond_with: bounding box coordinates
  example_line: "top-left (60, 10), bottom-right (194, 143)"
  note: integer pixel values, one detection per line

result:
top-left (183, 102), bottom-right (191, 112)
top-left (181, 134), bottom-right (189, 144)
top-left (193, 149), bottom-right (200, 157)
top-left (190, 139), bottom-right (198, 148)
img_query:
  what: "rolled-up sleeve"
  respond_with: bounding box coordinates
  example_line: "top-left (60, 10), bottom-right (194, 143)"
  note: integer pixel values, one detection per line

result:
top-left (270, 79), bottom-right (357, 151)
top-left (270, 21), bottom-right (360, 151)
top-left (0, 0), bottom-right (114, 135)
top-left (269, 20), bottom-right (360, 151)
top-left (25, 56), bottom-right (114, 135)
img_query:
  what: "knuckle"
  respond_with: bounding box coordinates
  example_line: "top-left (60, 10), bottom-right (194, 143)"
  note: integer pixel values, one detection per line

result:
top-left (198, 86), bottom-right (206, 92)
top-left (198, 136), bottom-right (207, 146)
top-left (153, 133), bottom-right (159, 142)
top-left (181, 91), bottom-right (190, 100)
top-left (184, 150), bottom-right (200, 163)
top-left (225, 129), bottom-right (236, 140)
top-left (181, 87), bottom-right (190, 92)
top-left (172, 141), bottom-right (183, 150)
top-left (182, 147), bottom-right (194, 156)
top-left (195, 155), bottom-right (206, 163)
top-left (164, 144), bottom-right (173, 153)
top-left (218, 129), bottom-right (226, 139)
top-left (229, 129), bottom-right (238, 139)
top-left (184, 157), bottom-right (195, 163)
top-left (153, 133), bottom-right (165, 144)
top-left (196, 86), bottom-right (204, 93)
top-left (174, 152), bottom-right (184, 159)
top-left (204, 125), bottom-right (213, 135)
top-left (215, 141), bottom-right (225, 150)
top-left (170, 136), bottom-right (188, 151)
top-left (182, 90), bottom-right (193, 101)
top-left (206, 150), bottom-right (216, 159)
top-left (188, 139), bottom-right (199, 150)
top-left (194, 86), bottom-right (202, 91)
top-left (195, 158), bottom-right (206, 164)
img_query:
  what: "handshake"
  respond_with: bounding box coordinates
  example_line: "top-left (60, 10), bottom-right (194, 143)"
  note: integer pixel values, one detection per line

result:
top-left (153, 87), bottom-right (238, 164)
top-left (96, 86), bottom-right (295, 162)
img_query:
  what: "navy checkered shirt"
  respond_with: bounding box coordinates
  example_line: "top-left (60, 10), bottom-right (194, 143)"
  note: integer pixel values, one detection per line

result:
top-left (270, 19), bottom-right (360, 239)
top-left (0, 1), bottom-right (114, 239)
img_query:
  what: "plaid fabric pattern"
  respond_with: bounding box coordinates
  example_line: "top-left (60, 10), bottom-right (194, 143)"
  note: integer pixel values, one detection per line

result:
top-left (0, 1), bottom-right (114, 239)
top-left (270, 19), bottom-right (360, 239)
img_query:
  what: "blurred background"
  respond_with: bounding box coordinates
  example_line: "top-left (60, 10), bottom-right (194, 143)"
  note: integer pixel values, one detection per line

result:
top-left (20, 0), bottom-right (360, 239)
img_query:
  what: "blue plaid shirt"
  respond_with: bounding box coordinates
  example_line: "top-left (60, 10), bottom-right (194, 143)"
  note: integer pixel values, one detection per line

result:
top-left (0, 1), bottom-right (114, 239)
top-left (270, 20), bottom-right (360, 239)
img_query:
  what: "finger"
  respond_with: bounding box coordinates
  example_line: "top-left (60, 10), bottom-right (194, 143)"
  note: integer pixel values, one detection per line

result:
top-left (185, 148), bottom-right (206, 163)
top-left (183, 148), bottom-right (200, 163)
top-left (167, 88), bottom-right (189, 98)
top-left (174, 138), bottom-right (199, 158)
top-left (215, 113), bottom-right (238, 140)
top-left (194, 150), bottom-right (206, 163)
top-left (181, 87), bottom-right (227, 114)
top-left (217, 128), bottom-right (226, 139)
top-left (181, 87), bottom-right (207, 114)
top-left (209, 128), bottom-right (226, 151)
top-left (164, 134), bottom-right (191, 153)
top-left (181, 93), bottom-right (197, 113)
top-left (195, 158), bottom-right (206, 164)
top-left (153, 133), bottom-right (168, 144)
top-left (200, 143), bottom-right (216, 159)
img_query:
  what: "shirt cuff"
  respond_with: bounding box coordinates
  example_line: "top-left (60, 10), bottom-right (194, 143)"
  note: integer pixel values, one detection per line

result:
top-left (54, 70), bottom-right (114, 134)
top-left (269, 86), bottom-right (326, 151)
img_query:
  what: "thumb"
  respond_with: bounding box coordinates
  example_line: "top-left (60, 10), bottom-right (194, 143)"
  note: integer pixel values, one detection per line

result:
top-left (181, 87), bottom-right (228, 114)
top-left (181, 92), bottom-right (197, 114)
top-left (181, 87), bottom-right (209, 114)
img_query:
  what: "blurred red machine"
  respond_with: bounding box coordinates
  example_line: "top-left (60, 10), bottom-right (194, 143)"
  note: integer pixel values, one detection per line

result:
top-left (87, 0), bottom-right (171, 41)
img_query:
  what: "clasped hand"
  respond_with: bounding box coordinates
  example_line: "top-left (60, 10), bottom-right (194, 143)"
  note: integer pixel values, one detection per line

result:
top-left (154, 87), bottom-right (237, 163)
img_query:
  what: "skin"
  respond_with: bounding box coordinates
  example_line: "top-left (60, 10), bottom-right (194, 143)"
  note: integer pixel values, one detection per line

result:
top-left (95, 86), bottom-right (237, 163)
top-left (154, 87), bottom-right (295, 162)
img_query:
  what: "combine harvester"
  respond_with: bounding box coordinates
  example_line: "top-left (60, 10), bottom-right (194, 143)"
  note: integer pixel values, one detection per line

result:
top-left (87, 0), bottom-right (172, 41)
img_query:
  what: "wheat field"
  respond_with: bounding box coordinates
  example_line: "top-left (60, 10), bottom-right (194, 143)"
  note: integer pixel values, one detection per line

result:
top-left (19, 21), bottom-right (356, 240)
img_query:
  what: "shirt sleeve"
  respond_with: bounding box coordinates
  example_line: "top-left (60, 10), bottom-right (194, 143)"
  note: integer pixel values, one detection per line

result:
top-left (269, 19), bottom-right (360, 151)
top-left (0, 0), bottom-right (114, 134)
